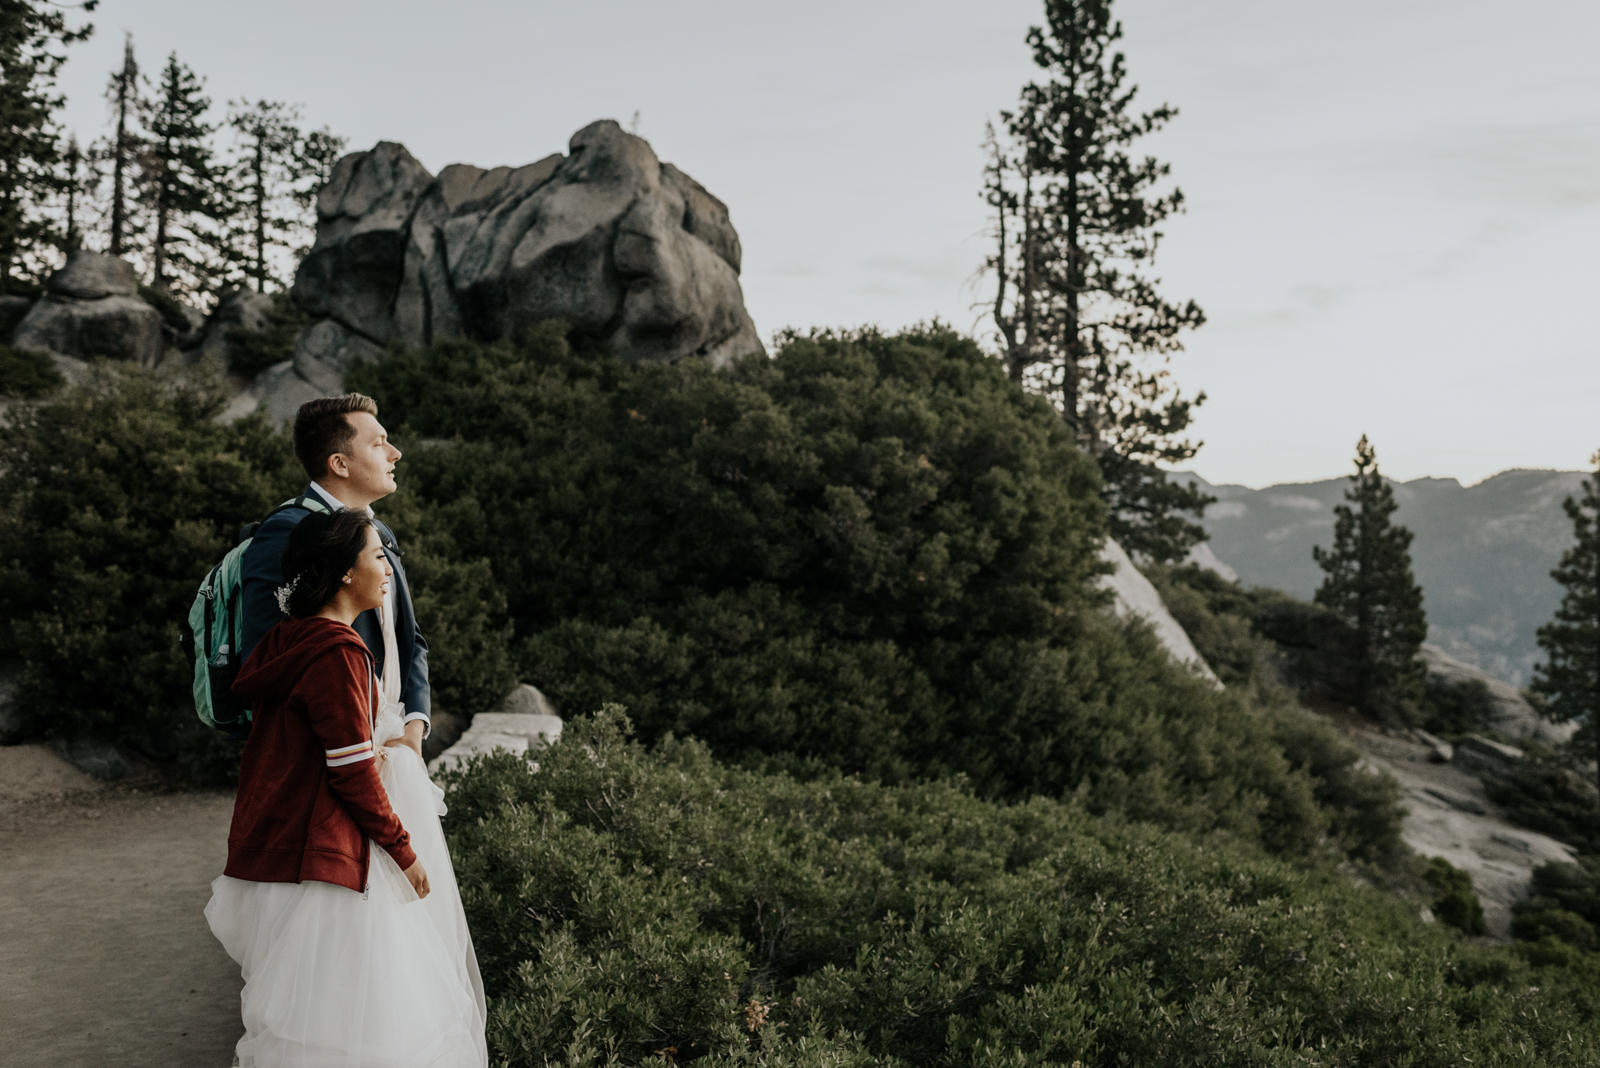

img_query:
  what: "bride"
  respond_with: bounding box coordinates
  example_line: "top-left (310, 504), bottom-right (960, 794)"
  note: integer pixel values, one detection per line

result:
top-left (206, 509), bottom-right (487, 1067)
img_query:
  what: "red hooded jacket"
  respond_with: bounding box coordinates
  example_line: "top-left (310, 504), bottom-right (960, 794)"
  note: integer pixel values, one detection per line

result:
top-left (226, 616), bottom-right (416, 891)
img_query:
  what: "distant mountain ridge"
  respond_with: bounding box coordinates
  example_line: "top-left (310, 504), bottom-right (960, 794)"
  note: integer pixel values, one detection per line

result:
top-left (1179, 468), bottom-right (1587, 686)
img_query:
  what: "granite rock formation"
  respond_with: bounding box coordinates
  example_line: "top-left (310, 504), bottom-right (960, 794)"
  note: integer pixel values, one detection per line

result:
top-left (1099, 538), bottom-right (1221, 686)
top-left (1420, 643), bottom-right (1574, 746)
top-left (258, 120), bottom-right (763, 418)
top-left (12, 251), bottom-right (164, 370)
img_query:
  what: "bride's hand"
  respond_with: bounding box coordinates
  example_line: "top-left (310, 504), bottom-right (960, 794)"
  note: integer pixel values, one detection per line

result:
top-left (404, 858), bottom-right (430, 899)
top-left (384, 721), bottom-right (425, 760)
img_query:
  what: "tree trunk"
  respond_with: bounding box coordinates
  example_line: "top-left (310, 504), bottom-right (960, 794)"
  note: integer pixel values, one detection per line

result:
top-left (109, 41), bottom-right (134, 257)
top-left (253, 139), bottom-right (267, 291)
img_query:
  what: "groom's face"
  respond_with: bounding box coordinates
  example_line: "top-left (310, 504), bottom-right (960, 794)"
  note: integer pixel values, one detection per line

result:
top-left (329, 412), bottom-right (402, 504)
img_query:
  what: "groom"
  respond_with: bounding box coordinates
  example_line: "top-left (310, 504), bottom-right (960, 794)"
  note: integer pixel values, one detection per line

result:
top-left (239, 393), bottom-right (431, 756)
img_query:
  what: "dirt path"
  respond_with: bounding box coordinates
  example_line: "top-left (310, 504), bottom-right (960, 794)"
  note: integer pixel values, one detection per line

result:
top-left (1, 746), bottom-right (243, 1068)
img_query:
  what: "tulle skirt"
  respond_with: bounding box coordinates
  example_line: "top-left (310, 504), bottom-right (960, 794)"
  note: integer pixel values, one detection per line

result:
top-left (206, 707), bottom-right (487, 1068)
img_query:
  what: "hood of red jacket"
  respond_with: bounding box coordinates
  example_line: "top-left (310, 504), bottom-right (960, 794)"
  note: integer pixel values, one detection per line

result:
top-left (233, 616), bottom-right (373, 707)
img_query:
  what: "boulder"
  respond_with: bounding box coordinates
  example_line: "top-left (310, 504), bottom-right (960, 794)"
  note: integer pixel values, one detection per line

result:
top-left (293, 142), bottom-right (434, 344)
top-left (1098, 537), bottom-right (1221, 686)
top-left (1421, 643), bottom-right (1574, 746)
top-left (427, 684), bottom-right (563, 777)
top-left (52, 734), bottom-right (131, 781)
top-left (284, 120), bottom-right (762, 379)
top-left (1452, 733), bottom-right (1525, 778)
top-left (188, 289), bottom-right (276, 372)
top-left (13, 251), bottom-right (163, 367)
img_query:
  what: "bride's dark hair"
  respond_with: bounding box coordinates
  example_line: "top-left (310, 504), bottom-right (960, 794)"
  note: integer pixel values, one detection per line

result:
top-left (279, 510), bottom-right (374, 619)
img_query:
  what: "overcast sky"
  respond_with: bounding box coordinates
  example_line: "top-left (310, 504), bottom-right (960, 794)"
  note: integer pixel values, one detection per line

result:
top-left (54, 0), bottom-right (1600, 488)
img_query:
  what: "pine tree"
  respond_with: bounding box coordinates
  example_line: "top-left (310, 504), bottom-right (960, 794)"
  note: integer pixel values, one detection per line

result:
top-left (61, 133), bottom-right (84, 250)
top-left (1312, 435), bottom-right (1427, 719)
top-left (984, 0), bottom-right (1210, 563)
top-left (1531, 453), bottom-right (1600, 798)
top-left (104, 32), bottom-right (140, 257)
top-left (222, 100), bottom-right (344, 292)
top-left (0, 0), bottom-right (93, 292)
top-left (142, 52), bottom-right (223, 297)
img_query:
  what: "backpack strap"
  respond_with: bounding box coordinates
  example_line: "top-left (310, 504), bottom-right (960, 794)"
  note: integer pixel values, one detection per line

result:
top-left (236, 494), bottom-right (333, 546)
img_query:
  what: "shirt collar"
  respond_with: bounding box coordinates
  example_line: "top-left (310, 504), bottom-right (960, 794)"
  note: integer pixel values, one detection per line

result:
top-left (310, 480), bottom-right (375, 518)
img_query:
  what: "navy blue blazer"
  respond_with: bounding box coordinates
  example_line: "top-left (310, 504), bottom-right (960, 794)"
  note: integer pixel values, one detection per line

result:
top-left (239, 486), bottom-right (431, 726)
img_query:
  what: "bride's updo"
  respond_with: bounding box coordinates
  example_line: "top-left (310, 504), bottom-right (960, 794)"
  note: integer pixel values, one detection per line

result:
top-left (278, 510), bottom-right (374, 619)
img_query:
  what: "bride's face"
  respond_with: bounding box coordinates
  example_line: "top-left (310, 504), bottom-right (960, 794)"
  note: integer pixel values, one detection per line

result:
top-left (342, 526), bottom-right (392, 614)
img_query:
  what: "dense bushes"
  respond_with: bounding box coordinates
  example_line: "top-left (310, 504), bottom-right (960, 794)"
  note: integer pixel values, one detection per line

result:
top-left (0, 344), bottom-right (63, 397)
top-left (443, 709), bottom-right (1600, 1068)
top-left (0, 364), bottom-right (299, 765)
top-left (357, 325), bottom-right (1400, 859)
top-left (0, 361), bottom-right (514, 779)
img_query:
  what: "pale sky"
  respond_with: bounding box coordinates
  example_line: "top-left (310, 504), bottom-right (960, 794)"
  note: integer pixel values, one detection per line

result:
top-left (54, 0), bottom-right (1600, 487)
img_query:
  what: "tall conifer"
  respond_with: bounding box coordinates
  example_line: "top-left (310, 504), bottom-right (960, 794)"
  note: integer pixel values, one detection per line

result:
top-left (0, 0), bottom-right (92, 291)
top-left (104, 33), bottom-right (140, 257)
top-left (143, 52), bottom-right (222, 296)
top-left (1312, 435), bottom-right (1427, 719)
top-left (222, 101), bottom-right (344, 292)
top-left (985, 0), bottom-right (1210, 562)
top-left (1531, 453), bottom-right (1600, 797)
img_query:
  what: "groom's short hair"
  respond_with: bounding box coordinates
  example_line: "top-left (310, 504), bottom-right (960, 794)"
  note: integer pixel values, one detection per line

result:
top-left (294, 394), bottom-right (380, 479)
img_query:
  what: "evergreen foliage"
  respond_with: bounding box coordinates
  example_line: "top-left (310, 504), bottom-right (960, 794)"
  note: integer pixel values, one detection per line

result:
top-left (0, 343), bottom-right (61, 396)
top-left (1311, 435), bottom-right (1427, 720)
top-left (103, 32), bottom-right (141, 257)
top-left (142, 52), bottom-right (224, 296)
top-left (222, 100), bottom-right (345, 292)
top-left (356, 324), bottom-right (1400, 860)
top-left (1531, 452), bottom-right (1600, 801)
top-left (0, 0), bottom-right (93, 290)
top-left (983, 0), bottom-right (1210, 563)
top-left (442, 708), bottom-right (1600, 1068)
top-left (1421, 856), bottom-right (1487, 936)
top-left (222, 289), bottom-right (310, 378)
top-left (0, 363), bottom-right (299, 755)
top-left (1483, 746), bottom-right (1599, 853)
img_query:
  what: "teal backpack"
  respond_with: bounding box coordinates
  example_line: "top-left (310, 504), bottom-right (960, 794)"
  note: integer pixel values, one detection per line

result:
top-left (182, 494), bottom-right (331, 736)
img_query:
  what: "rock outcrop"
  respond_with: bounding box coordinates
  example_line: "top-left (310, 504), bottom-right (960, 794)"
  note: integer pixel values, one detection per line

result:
top-left (1098, 538), bottom-right (1221, 686)
top-left (186, 288), bottom-right (276, 371)
top-left (428, 684), bottom-right (562, 777)
top-left (13, 251), bottom-right (163, 369)
top-left (258, 121), bottom-right (763, 417)
top-left (1355, 726), bottom-right (1574, 939)
top-left (1421, 643), bottom-right (1573, 746)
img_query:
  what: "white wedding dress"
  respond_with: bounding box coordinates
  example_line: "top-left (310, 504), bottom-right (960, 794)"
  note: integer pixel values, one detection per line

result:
top-left (206, 701), bottom-right (488, 1068)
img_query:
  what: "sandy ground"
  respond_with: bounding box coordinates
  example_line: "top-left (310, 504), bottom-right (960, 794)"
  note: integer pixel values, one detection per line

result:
top-left (1348, 727), bottom-right (1574, 939)
top-left (1, 745), bottom-right (243, 1068)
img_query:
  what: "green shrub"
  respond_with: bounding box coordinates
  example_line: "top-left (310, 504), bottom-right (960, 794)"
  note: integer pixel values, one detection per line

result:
top-left (1140, 563), bottom-right (1407, 865)
top-left (1484, 748), bottom-right (1600, 851)
top-left (1422, 856), bottom-right (1487, 935)
top-left (224, 291), bottom-right (310, 379)
top-left (357, 325), bottom-right (1397, 858)
top-left (0, 344), bottom-right (64, 397)
top-left (1522, 856), bottom-right (1600, 925)
top-left (1420, 676), bottom-right (1497, 738)
top-left (442, 708), bottom-right (1600, 1067)
top-left (1511, 908), bottom-right (1597, 951)
top-left (138, 283), bottom-right (195, 337)
top-left (0, 363), bottom-right (300, 772)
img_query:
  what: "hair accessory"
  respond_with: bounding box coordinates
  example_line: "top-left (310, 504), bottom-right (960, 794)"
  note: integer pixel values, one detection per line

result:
top-left (274, 573), bottom-right (302, 615)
